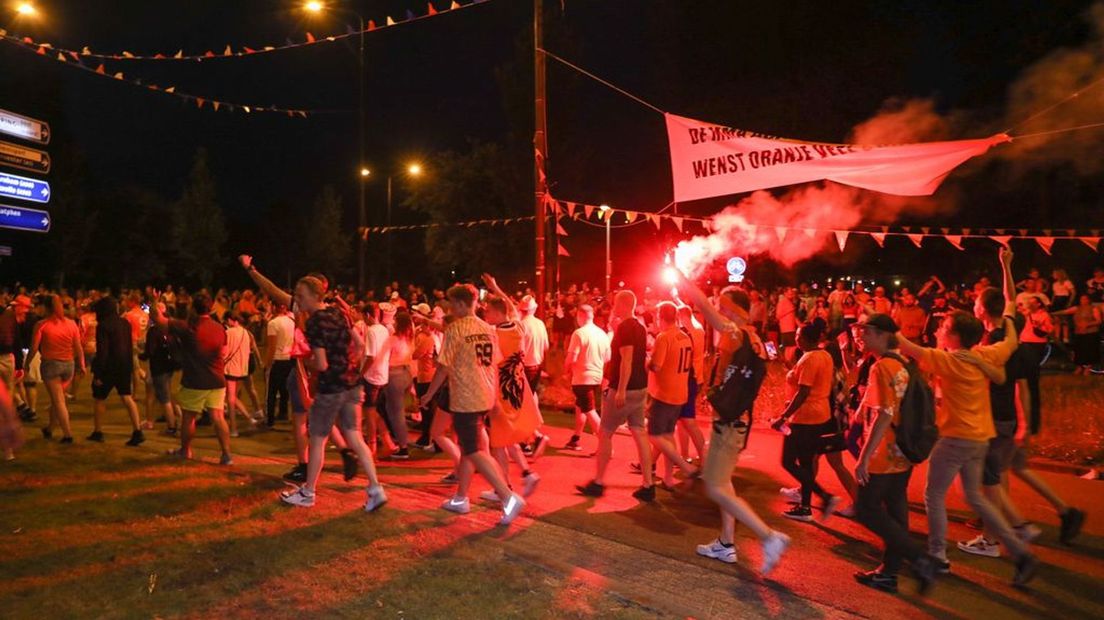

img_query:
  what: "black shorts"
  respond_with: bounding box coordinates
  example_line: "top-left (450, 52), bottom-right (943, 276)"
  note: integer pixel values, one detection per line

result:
top-left (361, 381), bottom-right (385, 410)
top-left (647, 398), bottom-right (682, 436)
top-left (572, 384), bottom-right (601, 412)
top-left (524, 366), bottom-right (541, 394)
top-left (92, 372), bottom-right (132, 400)
top-left (452, 410), bottom-right (487, 456)
top-left (983, 435), bottom-right (1017, 486)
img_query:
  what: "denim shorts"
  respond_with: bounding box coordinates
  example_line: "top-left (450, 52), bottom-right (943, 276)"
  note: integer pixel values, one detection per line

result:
top-left (309, 386), bottom-right (363, 438)
top-left (40, 359), bottom-right (74, 382)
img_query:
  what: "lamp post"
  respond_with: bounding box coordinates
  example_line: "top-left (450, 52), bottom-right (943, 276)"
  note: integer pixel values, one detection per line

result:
top-left (384, 163), bottom-right (423, 283)
top-left (304, 2), bottom-right (366, 291)
top-left (599, 204), bottom-right (611, 293)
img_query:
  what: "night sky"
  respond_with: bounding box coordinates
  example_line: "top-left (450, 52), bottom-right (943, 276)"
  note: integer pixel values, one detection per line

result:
top-left (0, 0), bottom-right (1099, 288)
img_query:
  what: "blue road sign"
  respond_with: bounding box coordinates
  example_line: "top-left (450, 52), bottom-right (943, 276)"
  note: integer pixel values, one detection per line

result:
top-left (0, 172), bottom-right (50, 204)
top-left (0, 204), bottom-right (50, 233)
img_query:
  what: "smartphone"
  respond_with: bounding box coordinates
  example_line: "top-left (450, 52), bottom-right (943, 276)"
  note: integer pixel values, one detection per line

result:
top-left (764, 341), bottom-right (778, 360)
top-left (479, 288), bottom-right (487, 301)
top-left (141, 304), bottom-right (150, 313)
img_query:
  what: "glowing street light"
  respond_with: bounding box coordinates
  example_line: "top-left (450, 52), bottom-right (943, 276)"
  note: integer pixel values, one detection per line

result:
top-left (599, 204), bottom-right (612, 293)
top-left (303, 1), bottom-right (324, 13)
top-left (407, 163), bottom-right (423, 176)
top-left (15, 2), bottom-right (37, 16)
top-left (360, 167), bottom-right (371, 177)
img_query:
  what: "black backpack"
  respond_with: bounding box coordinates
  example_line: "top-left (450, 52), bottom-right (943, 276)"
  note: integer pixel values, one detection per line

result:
top-left (707, 328), bottom-right (766, 427)
top-left (883, 352), bottom-right (939, 464)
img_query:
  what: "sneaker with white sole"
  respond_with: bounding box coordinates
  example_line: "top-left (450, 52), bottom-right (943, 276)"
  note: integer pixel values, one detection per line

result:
top-left (441, 496), bottom-right (471, 514)
top-left (364, 485), bottom-right (388, 512)
top-left (479, 489), bottom-right (502, 503)
top-left (696, 539), bottom-right (738, 564)
top-left (281, 487), bottom-right (315, 507)
top-left (957, 534), bottom-right (1001, 558)
top-left (761, 531), bottom-right (791, 575)
top-left (500, 493), bottom-right (526, 525)
top-left (522, 472), bottom-right (541, 497)
top-left (780, 486), bottom-right (801, 503)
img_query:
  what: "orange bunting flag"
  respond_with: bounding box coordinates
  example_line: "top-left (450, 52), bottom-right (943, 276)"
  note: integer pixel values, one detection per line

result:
top-left (223, 45), bottom-right (232, 56)
top-left (306, 32), bottom-right (316, 43)
top-left (584, 204), bottom-right (594, 219)
top-left (196, 98), bottom-right (205, 109)
top-left (1036, 237), bottom-right (1055, 255)
top-left (95, 64), bottom-right (105, 74)
top-left (428, 3), bottom-right (438, 15)
top-left (774, 227), bottom-right (787, 244)
top-left (1079, 237), bottom-right (1101, 251)
top-left (386, 16), bottom-right (396, 26)
top-left (834, 230), bottom-right (849, 252)
top-left (122, 51), bottom-right (134, 58)
top-left (555, 221), bottom-right (568, 236)
top-left (870, 232), bottom-right (887, 247)
top-left (625, 211), bottom-right (638, 224)
top-left (36, 45), bottom-right (46, 55)
top-left (906, 233), bottom-right (924, 248)
top-left (174, 50), bottom-right (183, 59)
top-left (56, 52), bottom-right (66, 62)
top-left (672, 217), bottom-right (684, 232)
top-left (212, 101), bottom-right (221, 112)
top-left (113, 72), bottom-right (124, 79)
top-left (650, 213), bottom-right (661, 230)
top-left (451, 1), bottom-right (461, 8)
top-left (81, 46), bottom-right (91, 55)
top-left (962, 228), bottom-right (972, 236)
top-left (368, 20), bottom-right (377, 30)
top-left (164, 86), bottom-right (175, 93)
top-left (558, 243), bottom-right (570, 257)
top-left (990, 235), bottom-right (1012, 248)
top-left (564, 202), bottom-right (575, 218)
top-left (945, 235), bottom-right (965, 251)
top-left (244, 46), bottom-right (256, 54)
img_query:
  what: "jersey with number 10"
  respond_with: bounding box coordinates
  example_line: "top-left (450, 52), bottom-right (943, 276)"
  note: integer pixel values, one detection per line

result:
top-left (438, 315), bottom-right (500, 413)
top-left (649, 326), bottom-right (693, 405)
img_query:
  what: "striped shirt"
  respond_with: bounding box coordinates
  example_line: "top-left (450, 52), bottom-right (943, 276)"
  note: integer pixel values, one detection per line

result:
top-left (439, 315), bottom-right (499, 413)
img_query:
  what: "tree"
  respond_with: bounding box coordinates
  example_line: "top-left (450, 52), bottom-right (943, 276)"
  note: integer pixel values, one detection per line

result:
top-left (171, 148), bottom-right (226, 287)
top-left (304, 185), bottom-right (352, 281)
top-left (43, 147), bottom-right (97, 288)
top-left (403, 142), bottom-right (529, 280)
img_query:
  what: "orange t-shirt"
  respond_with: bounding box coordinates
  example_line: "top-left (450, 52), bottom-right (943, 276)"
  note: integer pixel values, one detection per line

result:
top-left (786, 349), bottom-right (833, 425)
top-left (38, 318), bottom-right (81, 362)
top-left (648, 327), bottom-right (693, 405)
top-left (860, 356), bottom-right (912, 474)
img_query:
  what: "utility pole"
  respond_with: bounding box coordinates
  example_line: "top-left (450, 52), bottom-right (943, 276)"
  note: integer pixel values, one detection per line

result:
top-left (533, 0), bottom-right (548, 317)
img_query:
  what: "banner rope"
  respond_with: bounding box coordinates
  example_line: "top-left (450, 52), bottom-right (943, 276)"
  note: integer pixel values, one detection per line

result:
top-left (1003, 73), bottom-right (1104, 134)
top-left (538, 48), bottom-right (665, 114)
top-left (1011, 121), bottom-right (1104, 140)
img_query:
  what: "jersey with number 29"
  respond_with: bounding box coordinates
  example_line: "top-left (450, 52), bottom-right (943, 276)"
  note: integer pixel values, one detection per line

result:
top-left (438, 315), bottom-right (500, 413)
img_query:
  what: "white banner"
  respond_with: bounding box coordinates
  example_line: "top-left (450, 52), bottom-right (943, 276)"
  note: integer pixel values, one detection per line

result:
top-left (665, 113), bottom-right (1008, 201)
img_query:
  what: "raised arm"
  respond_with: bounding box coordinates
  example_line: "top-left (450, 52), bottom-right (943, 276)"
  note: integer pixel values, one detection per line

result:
top-left (239, 255), bottom-right (293, 308)
top-left (895, 332), bottom-right (926, 361)
top-left (676, 271), bottom-right (744, 333)
top-left (149, 293), bottom-right (169, 328)
top-left (1000, 248), bottom-right (1015, 308)
top-left (482, 273), bottom-right (518, 321)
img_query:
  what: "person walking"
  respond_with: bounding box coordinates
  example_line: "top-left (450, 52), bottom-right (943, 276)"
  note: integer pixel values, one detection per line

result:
top-left (87, 296), bottom-right (145, 446)
top-left (563, 305), bottom-right (610, 452)
top-left (30, 295), bottom-right (84, 444)
top-left (263, 302), bottom-right (295, 426)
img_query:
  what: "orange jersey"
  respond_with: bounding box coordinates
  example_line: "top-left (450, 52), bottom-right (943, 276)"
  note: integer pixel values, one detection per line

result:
top-left (648, 327), bottom-right (693, 405)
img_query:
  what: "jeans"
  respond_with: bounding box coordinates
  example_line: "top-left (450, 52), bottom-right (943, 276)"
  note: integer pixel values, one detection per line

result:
top-left (924, 437), bottom-right (1029, 560)
top-left (266, 359), bottom-right (294, 424)
top-left (782, 423), bottom-right (831, 507)
top-left (857, 469), bottom-right (921, 576)
top-left (383, 366), bottom-right (413, 448)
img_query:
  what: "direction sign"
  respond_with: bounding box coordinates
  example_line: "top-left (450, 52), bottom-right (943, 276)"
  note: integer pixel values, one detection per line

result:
top-left (0, 140), bottom-right (50, 174)
top-left (0, 109), bottom-right (50, 144)
top-left (0, 204), bottom-right (50, 233)
top-left (0, 172), bottom-right (50, 204)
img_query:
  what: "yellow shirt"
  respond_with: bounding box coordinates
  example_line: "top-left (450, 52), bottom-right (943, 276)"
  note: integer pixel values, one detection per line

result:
top-left (438, 315), bottom-right (499, 413)
top-left (919, 332), bottom-right (1016, 442)
top-left (649, 327), bottom-right (692, 405)
top-left (786, 349), bottom-right (833, 425)
top-left (860, 356), bottom-right (912, 474)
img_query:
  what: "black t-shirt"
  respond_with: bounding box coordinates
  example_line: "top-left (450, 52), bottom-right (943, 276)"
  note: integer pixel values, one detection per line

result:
top-left (607, 317), bottom-right (647, 391)
top-left (168, 316), bottom-right (226, 390)
top-left (92, 315), bottom-right (133, 376)
top-left (305, 307), bottom-right (359, 394)
top-left (988, 318), bottom-right (1028, 424)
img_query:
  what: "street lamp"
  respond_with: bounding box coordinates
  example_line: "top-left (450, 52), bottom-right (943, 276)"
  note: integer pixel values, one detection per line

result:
top-left (303, 1), bottom-right (366, 291)
top-left (384, 162), bottom-right (425, 282)
top-left (599, 204), bottom-right (611, 293)
top-left (15, 2), bottom-right (36, 16)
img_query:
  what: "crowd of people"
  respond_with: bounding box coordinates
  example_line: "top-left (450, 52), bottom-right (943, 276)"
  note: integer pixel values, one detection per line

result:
top-left (0, 249), bottom-right (1098, 595)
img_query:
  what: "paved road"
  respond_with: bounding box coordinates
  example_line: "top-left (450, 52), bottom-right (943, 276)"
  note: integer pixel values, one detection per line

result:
top-left (15, 390), bottom-right (1104, 619)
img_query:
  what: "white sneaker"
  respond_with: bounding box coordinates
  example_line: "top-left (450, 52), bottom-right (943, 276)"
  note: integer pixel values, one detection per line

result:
top-left (522, 472), bottom-right (541, 497)
top-left (479, 489), bottom-right (502, 503)
top-left (779, 486), bottom-right (801, 503)
top-left (761, 531), bottom-right (790, 576)
top-left (696, 539), bottom-right (738, 564)
top-left (230, 431), bottom-right (240, 438)
top-left (441, 496), bottom-right (471, 514)
top-left (1015, 523), bottom-right (1042, 543)
top-left (957, 534), bottom-right (1001, 557)
top-left (364, 485), bottom-right (388, 512)
top-left (280, 487), bottom-right (315, 507)
top-left (252, 410), bottom-right (266, 423)
top-left (499, 493), bottom-right (526, 525)
top-left (836, 504), bottom-right (857, 518)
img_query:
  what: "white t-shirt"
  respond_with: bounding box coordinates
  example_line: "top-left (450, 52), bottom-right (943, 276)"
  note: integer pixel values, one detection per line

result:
top-left (363, 322), bottom-right (392, 386)
top-left (520, 313), bottom-right (549, 367)
top-left (1051, 280), bottom-right (1075, 297)
top-left (266, 314), bottom-right (295, 361)
top-left (224, 325), bottom-right (251, 377)
top-left (566, 322), bottom-right (610, 386)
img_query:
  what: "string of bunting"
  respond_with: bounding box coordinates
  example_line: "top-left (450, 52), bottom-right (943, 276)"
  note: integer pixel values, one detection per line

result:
top-left (0, 1), bottom-right (487, 63)
top-left (545, 194), bottom-right (1104, 255)
top-left (359, 214), bottom-right (535, 239)
top-left (1, 39), bottom-right (321, 116)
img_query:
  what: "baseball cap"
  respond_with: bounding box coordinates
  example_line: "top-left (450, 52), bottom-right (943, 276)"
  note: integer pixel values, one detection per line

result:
top-left (520, 295), bottom-right (538, 312)
top-left (857, 313), bottom-right (899, 333)
top-left (412, 303), bottom-right (432, 317)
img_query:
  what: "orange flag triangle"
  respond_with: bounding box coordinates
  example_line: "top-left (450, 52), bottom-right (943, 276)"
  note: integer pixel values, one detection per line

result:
top-left (1036, 237), bottom-right (1055, 255)
top-left (557, 243), bottom-right (570, 257)
top-left (990, 235), bottom-right (1012, 248)
top-left (834, 230), bottom-right (849, 252)
top-left (306, 32), bottom-right (316, 43)
top-left (1079, 237), bottom-right (1101, 251)
top-left (906, 233), bottom-right (924, 248)
top-left (870, 232), bottom-right (887, 247)
top-left (945, 235), bottom-right (964, 251)
top-left (672, 217), bottom-right (684, 232)
top-left (428, 3), bottom-right (438, 15)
